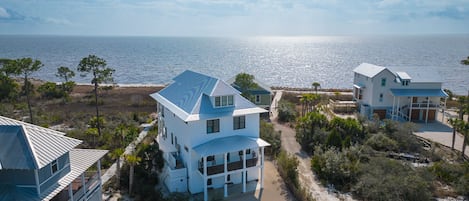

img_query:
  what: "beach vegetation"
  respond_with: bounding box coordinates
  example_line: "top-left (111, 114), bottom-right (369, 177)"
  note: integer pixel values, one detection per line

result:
top-left (77, 55), bottom-right (115, 136)
top-left (4, 58), bottom-right (43, 123)
top-left (55, 66), bottom-right (76, 102)
top-left (260, 120), bottom-right (281, 157)
top-left (234, 72), bottom-right (258, 100)
top-left (312, 82), bottom-right (320, 94)
top-left (277, 99), bottom-right (297, 123)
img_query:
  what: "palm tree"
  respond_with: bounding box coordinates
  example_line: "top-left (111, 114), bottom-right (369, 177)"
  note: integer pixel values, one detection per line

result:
top-left (109, 148), bottom-right (125, 188)
top-left (448, 118), bottom-right (461, 150)
top-left (460, 121), bottom-right (469, 158)
top-left (125, 154), bottom-right (141, 195)
top-left (312, 82), bottom-right (320, 94)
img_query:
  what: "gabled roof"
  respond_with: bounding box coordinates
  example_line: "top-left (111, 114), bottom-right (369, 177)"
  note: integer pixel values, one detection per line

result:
top-left (353, 63), bottom-right (387, 78)
top-left (0, 116), bottom-right (82, 170)
top-left (151, 70), bottom-right (266, 121)
top-left (388, 66), bottom-right (443, 83)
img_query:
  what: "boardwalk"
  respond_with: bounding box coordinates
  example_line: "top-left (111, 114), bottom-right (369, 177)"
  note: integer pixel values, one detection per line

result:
top-left (101, 122), bottom-right (155, 184)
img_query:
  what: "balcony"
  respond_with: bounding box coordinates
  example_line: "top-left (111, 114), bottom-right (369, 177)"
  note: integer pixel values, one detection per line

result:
top-left (411, 102), bottom-right (441, 108)
top-left (198, 158), bottom-right (258, 176)
top-left (68, 171), bottom-right (101, 201)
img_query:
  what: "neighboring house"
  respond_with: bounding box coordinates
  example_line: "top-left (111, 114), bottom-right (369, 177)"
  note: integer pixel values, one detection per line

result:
top-left (353, 63), bottom-right (448, 122)
top-left (0, 116), bottom-right (108, 201)
top-left (227, 76), bottom-right (273, 111)
top-left (150, 70), bottom-right (270, 201)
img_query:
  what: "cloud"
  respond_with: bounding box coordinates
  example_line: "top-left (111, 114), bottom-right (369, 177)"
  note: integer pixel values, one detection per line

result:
top-left (43, 17), bottom-right (72, 25)
top-left (0, 6), bottom-right (10, 18)
top-left (377, 0), bottom-right (403, 8)
top-left (428, 6), bottom-right (469, 19)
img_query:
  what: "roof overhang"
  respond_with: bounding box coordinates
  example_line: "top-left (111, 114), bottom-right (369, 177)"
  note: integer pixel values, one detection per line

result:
top-left (193, 135), bottom-right (270, 157)
top-left (390, 89), bottom-right (448, 97)
top-left (353, 84), bottom-right (365, 89)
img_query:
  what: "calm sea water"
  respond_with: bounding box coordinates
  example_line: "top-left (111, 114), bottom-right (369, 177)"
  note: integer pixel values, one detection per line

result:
top-left (0, 35), bottom-right (468, 94)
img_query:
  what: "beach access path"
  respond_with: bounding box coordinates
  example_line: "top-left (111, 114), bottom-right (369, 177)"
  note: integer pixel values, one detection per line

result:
top-left (270, 90), bottom-right (354, 201)
top-left (101, 121), bottom-right (155, 185)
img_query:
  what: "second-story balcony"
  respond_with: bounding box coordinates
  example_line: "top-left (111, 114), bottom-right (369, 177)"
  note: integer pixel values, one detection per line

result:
top-left (198, 157), bottom-right (258, 176)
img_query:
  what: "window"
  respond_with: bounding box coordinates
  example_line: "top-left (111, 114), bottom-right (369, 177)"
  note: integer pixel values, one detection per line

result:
top-left (402, 80), bottom-right (409, 86)
top-left (184, 145), bottom-right (189, 152)
top-left (51, 160), bottom-right (59, 174)
top-left (227, 153), bottom-right (230, 162)
top-left (233, 116), bottom-right (246, 130)
top-left (175, 136), bottom-right (178, 146)
top-left (207, 155), bottom-right (215, 161)
top-left (207, 119), bottom-right (220, 133)
top-left (160, 104), bottom-right (165, 117)
top-left (227, 174), bottom-right (231, 181)
top-left (171, 133), bottom-right (174, 144)
top-left (379, 93), bottom-right (383, 102)
top-left (214, 95), bottom-right (234, 107)
top-left (246, 149), bottom-right (251, 154)
top-left (207, 178), bottom-right (212, 185)
top-left (255, 95), bottom-right (261, 103)
top-left (381, 78), bottom-right (386, 86)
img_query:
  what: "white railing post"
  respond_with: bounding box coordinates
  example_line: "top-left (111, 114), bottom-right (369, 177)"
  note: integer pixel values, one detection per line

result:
top-left (242, 149), bottom-right (246, 193)
top-left (261, 147), bottom-right (265, 189)
top-left (203, 156), bottom-right (208, 201)
top-left (224, 153), bottom-right (228, 197)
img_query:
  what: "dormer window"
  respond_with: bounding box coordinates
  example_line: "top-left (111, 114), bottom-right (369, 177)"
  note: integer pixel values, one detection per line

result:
top-left (214, 95), bottom-right (234, 107)
top-left (402, 80), bottom-right (410, 86)
top-left (51, 159), bottom-right (59, 174)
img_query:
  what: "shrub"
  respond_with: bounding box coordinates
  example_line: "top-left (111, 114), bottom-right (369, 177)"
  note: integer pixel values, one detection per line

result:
top-left (277, 150), bottom-right (299, 187)
top-left (365, 133), bottom-right (398, 152)
top-left (260, 120), bottom-right (281, 157)
top-left (278, 100), bottom-right (297, 122)
top-left (37, 82), bottom-right (64, 99)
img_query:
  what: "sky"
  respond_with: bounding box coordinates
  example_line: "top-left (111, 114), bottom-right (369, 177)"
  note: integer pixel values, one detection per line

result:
top-left (0, 0), bottom-right (469, 36)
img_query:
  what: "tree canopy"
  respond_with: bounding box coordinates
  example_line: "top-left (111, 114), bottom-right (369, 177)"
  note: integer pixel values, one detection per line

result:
top-left (234, 73), bottom-right (258, 99)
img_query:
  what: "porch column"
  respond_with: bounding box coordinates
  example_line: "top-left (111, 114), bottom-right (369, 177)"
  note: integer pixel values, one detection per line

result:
top-left (260, 147), bottom-right (265, 189)
top-left (397, 97), bottom-right (400, 120)
top-left (425, 97), bottom-right (430, 124)
top-left (224, 153), bottom-right (228, 197)
top-left (68, 184), bottom-right (74, 201)
top-left (242, 149), bottom-right (246, 193)
top-left (392, 96), bottom-right (396, 120)
top-left (97, 159), bottom-right (102, 181)
top-left (409, 96), bottom-right (413, 122)
top-left (442, 98), bottom-right (447, 122)
top-left (81, 173), bottom-right (86, 195)
top-left (203, 156), bottom-right (208, 201)
top-left (34, 169), bottom-right (40, 195)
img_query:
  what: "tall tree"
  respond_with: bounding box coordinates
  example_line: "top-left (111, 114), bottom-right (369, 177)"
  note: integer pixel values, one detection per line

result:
top-left (0, 59), bottom-right (18, 101)
top-left (448, 118), bottom-right (461, 150)
top-left (125, 154), bottom-right (141, 195)
top-left (77, 55), bottom-right (115, 136)
top-left (312, 82), bottom-right (321, 94)
top-left (460, 121), bottom-right (469, 158)
top-left (234, 73), bottom-right (258, 100)
top-left (55, 66), bottom-right (75, 102)
top-left (5, 58), bottom-right (43, 123)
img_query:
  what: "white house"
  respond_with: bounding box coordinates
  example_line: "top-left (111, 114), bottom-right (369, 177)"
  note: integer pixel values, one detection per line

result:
top-left (0, 115), bottom-right (108, 201)
top-left (150, 70), bottom-right (270, 201)
top-left (353, 63), bottom-right (448, 122)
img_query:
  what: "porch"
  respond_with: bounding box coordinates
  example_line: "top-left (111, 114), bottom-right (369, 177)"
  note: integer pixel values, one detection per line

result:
top-left (389, 89), bottom-right (448, 123)
top-left (193, 135), bottom-right (270, 201)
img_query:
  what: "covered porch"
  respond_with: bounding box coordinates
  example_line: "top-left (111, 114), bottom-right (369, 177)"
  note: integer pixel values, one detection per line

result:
top-left (193, 135), bottom-right (270, 201)
top-left (389, 89), bottom-right (448, 123)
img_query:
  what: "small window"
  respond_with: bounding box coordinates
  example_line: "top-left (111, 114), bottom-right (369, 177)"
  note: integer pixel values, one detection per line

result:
top-left (402, 80), bottom-right (409, 86)
top-left (233, 116), bottom-right (246, 130)
top-left (227, 174), bottom-right (231, 181)
top-left (175, 136), bottom-right (178, 146)
top-left (160, 104), bottom-right (165, 117)
top-left (184, 145), bottom-right (189, 152)
top-left (227, 153), bottom-right (230, 162)
top-left (51, 160), bottom-right (59, 174)
top-left (207, 155), bottom-right (215, 161)
top-left (171, 133), bottom-right (174, 144)
top-left (214, 95), bottom-right (234, 107)
top-left (379, 93), bottom-right (383, 102)
top-left (207, 119), bottom-right (220, 133)
top-left (207, 178), bottom-right (212, 185)
top-left (255, 95), bottom-right (261, 103)
top-left (381, 78), bottom-right (386, 86)
top-left (215, 96), bottom-right (221, 107)
top-left (246, 149), bottom-right (251, 154)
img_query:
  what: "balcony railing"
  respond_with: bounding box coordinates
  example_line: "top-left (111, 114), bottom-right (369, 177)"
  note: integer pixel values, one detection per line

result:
top-left (70, 172), bottom-right (100, 201)
top-left (411, 102), bottom-right (441, 108)
top-left (198, 158), bottom-right (258, 176)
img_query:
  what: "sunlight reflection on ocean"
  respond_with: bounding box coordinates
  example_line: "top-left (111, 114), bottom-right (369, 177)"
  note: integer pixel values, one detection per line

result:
top-left (0, 35), bottom-right (468, 94)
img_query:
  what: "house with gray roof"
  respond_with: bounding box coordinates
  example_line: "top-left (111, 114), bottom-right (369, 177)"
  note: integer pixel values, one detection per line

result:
top-left (0, 116), bottom-right (108, 201)
top-left (353, 63), bottom-right (448, 122)
top-left (150, 70), bottom-right (269, 201)
top-left (226, 76), bottom-right (273, 112)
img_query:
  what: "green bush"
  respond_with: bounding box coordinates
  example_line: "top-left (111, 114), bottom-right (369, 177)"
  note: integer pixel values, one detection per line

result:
top-left (277, 100), bottom-right (297, 122)
top-left (260, 120), bottom-right (281, 157)
top-left (37, 82), bottom-right (64, 99)
top-left (277, 150), bottom-right (299, 187)
top-left (365, 133), bottom-right (398, 152)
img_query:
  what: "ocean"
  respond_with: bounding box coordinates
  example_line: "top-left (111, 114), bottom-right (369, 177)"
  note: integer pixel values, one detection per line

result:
top-left (0, 35), bottom-right (468, 94)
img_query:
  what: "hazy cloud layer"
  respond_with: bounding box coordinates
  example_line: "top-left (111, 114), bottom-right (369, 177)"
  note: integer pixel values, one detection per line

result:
top-left (0, 0), bottom-right (468, 36)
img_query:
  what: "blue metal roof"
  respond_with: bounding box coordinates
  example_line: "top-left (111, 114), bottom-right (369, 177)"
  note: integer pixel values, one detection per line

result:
top-left (151, 70), bottom-right (266, 121)
top-left (158, 70), bottom-right (218, 114)
top-left (390, 89), bottom-right (448, 97)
